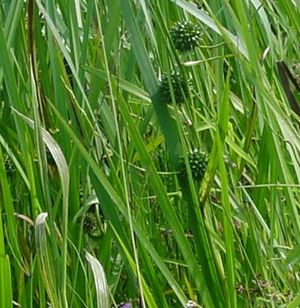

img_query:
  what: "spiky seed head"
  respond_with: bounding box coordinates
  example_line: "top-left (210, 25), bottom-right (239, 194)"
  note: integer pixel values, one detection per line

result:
top-left (3, 154), bottom-right (15, 175)
top-left (170, 21), bottom-right (201, 52)
top-left (83, 213), bottom-right (98, 235)
top-left (182, 148), bottom-right (208, 181)
top-left (159, 71), bottom-right (189, 104)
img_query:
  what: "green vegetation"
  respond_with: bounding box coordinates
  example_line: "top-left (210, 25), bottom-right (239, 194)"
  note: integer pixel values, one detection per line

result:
top-left (1, 0), bottom-right (300, 307)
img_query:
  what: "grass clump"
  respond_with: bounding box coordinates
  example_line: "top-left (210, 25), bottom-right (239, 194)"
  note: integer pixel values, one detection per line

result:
top-left (1, 0), bottom-right (300, 307)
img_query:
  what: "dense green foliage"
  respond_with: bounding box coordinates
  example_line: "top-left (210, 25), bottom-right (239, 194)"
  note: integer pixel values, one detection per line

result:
top-left (1, 0), bottom-right (300, 307)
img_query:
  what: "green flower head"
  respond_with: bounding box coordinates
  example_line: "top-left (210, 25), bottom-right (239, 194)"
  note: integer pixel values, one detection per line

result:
top-left (83, 212), bottom-right (98, 235)
top-left (159, 71), bottom-right (189, 104)
top-left (170, 21), bottom-right (201, 52)
top-left (182, 148), bottom-right (208, 181)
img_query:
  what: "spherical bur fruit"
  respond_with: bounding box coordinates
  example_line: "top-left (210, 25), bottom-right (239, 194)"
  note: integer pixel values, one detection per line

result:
top-left (159, 71), bottom-right (189, 104)
top-left (3, 154), bottom-right (15, 175)
top-left (182, 148), bottom-right (208, 181)
top-left (83, 213), bottom-right (98, 235)
top-left (170, 21), bottom-right (201, 52)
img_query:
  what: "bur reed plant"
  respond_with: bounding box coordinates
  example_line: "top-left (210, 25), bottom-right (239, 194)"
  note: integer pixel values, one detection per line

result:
top-left (1, 0), bottom-right (300, 307)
